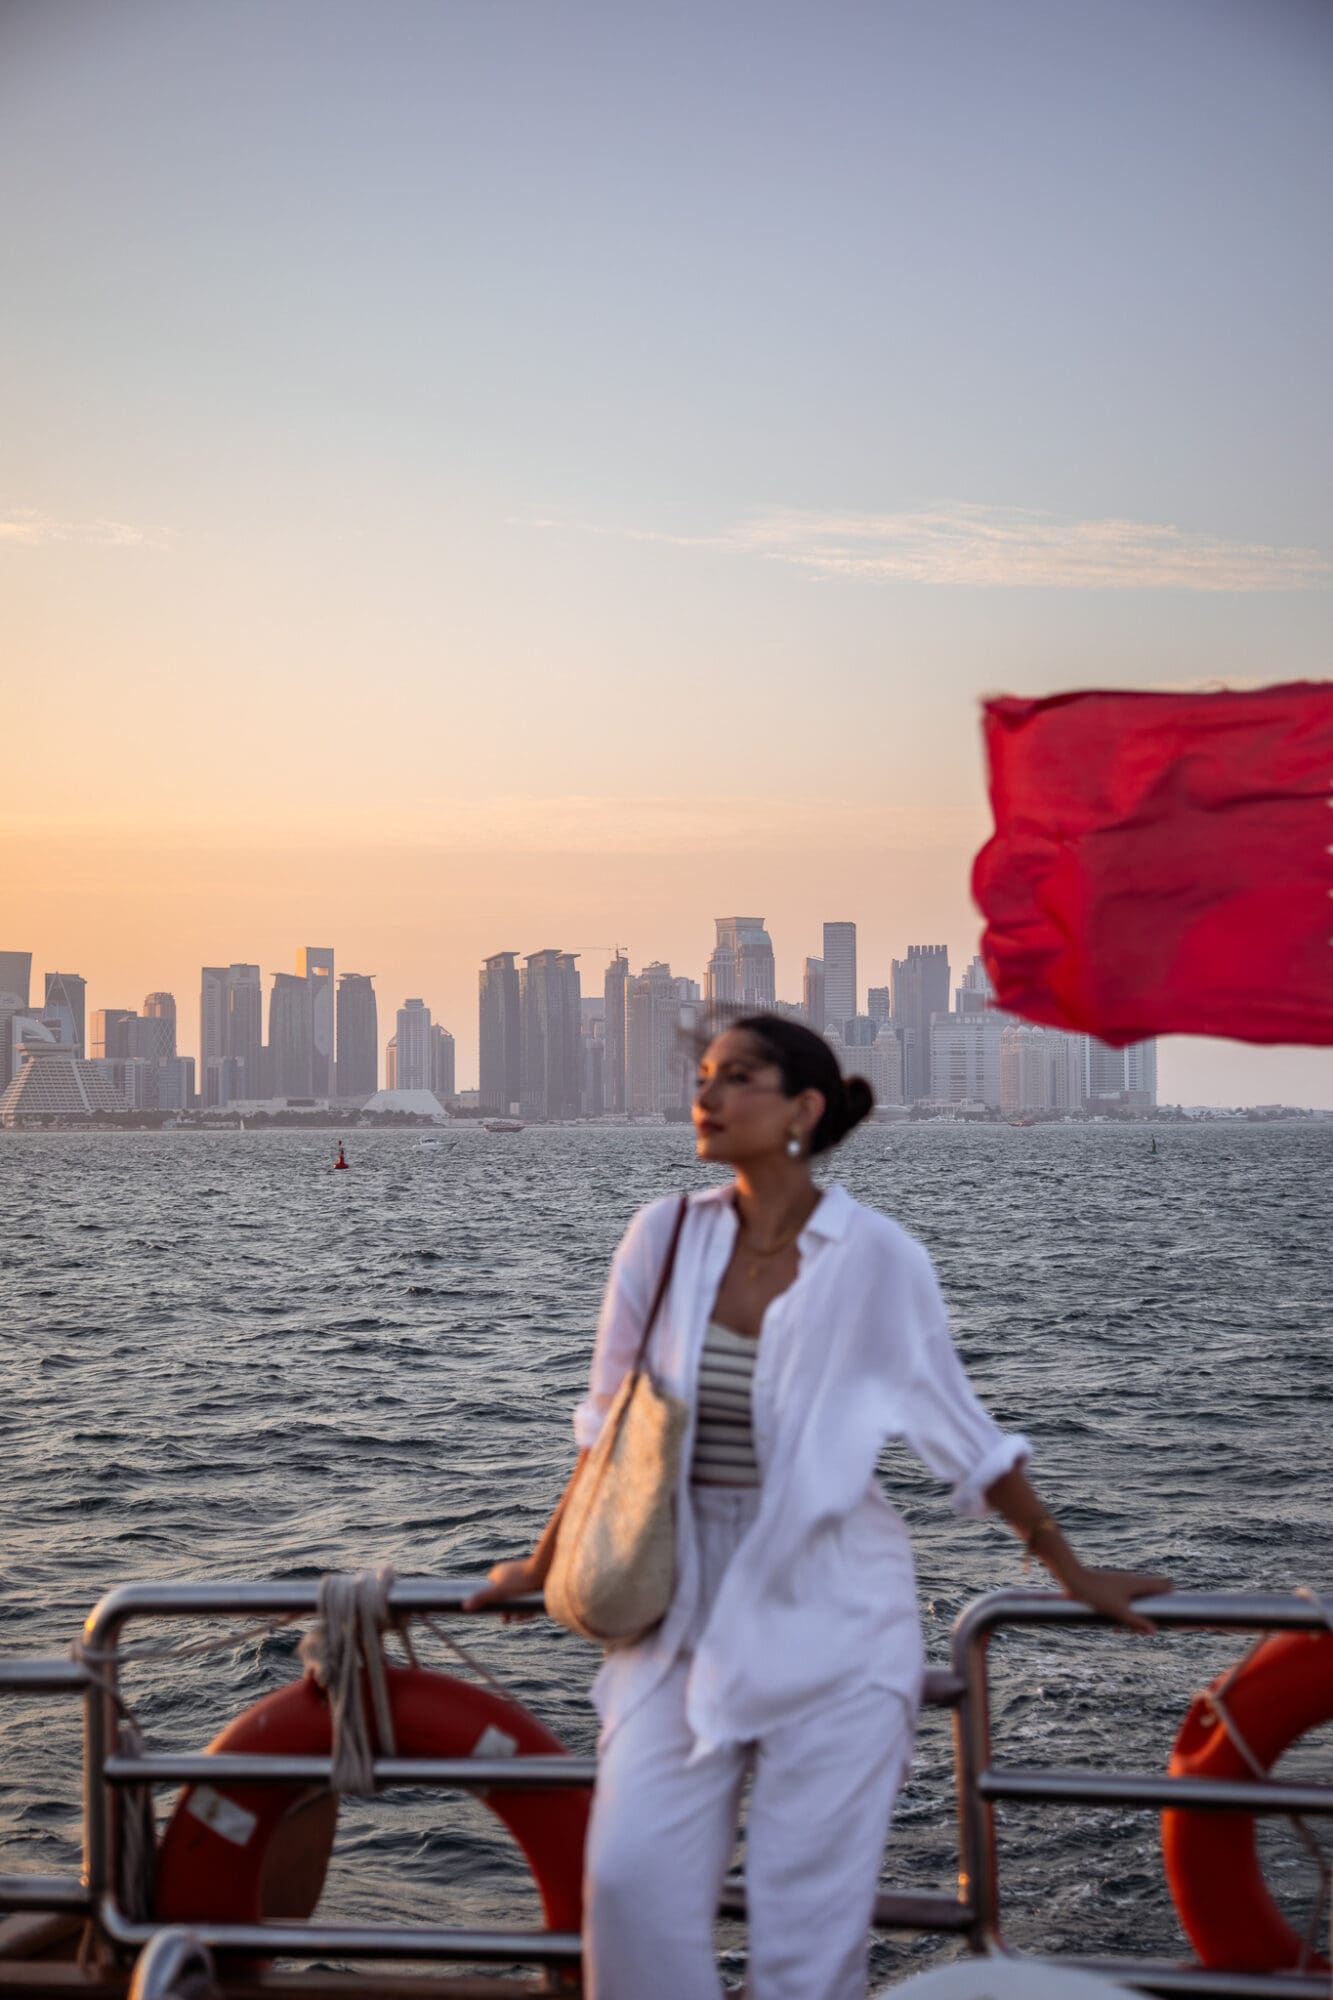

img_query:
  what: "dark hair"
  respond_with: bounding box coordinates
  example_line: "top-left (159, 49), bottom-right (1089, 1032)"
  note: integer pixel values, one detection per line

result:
top-left (725, 1012), bottom-right (874, 1156)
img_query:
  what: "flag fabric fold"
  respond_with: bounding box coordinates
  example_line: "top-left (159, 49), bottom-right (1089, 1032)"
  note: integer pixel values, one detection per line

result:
top-left (971, 682), bottom-right (1333, 1048)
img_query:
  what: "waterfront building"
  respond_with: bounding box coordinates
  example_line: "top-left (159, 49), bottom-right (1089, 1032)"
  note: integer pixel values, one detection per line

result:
top-left (581, 1008), bottom-right (606, 1117)
top-left (1125, 1039), bottom-right (1158, 1107)
top-left (156, 1056), bottom-right (195, 1111)
top-left (384, 1036), bottom-right (397, 1089)
top-left (297, 947), bottom-right (335, 1096)
top-left (891, 945), bottom-right (950, 1102)
top-left (90, 1008), bottom-right (136, 1060)
top-left (602, 953), bottom-right (628, 1114)
top-left (201, 964), bottom-right (262, 1105)
top-left (479, 951), bottom-right (522, 1116)
top-left (0, 1044), bottom-right (129, 1127)
top-left (396, 999), bottom-right (433, 1092)
top-left (822, 923), bottom-right (857, 1030)
top-left (520, 951), bottom-right (582, 1121)
top-left (127, 1012), bottom-right (175, 1065)
top-left (429, 1023), bottom-right (456, 1102)
top-left (0, 952), bottom-right (32, 1090)
top-left (955, 957), bottom-right (993, 1015)
top-left (706, 918), bottom-right (776, 1013)
top-left (202, 1056), bottom-right (244, 1108)
top-left (802, 958), bottom-right (825, 1031)
top-left (43, 972), bottom-right (86, 1054)
top-left (269, 972), bottom-right (315, 1097)
top-left (142, 992), bottom-right (177, 1058)
top-left (1086, 1036), bottom-right (1159, 1108)
top-left (825, 1020), bottom-right (903, 1105)
top-left (931, 1012), bottom-right (1005, 1107)
top-left (336, 974), bottom-right (378, 1097)
top-left (998, 1025), bottom-right (1091, 1115)
top-left (626, 961), bottom-right (697, 1116)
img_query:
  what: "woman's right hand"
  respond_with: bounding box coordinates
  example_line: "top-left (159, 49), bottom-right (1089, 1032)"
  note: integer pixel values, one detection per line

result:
top-left (463, 1558), bottom-right (545, 1623)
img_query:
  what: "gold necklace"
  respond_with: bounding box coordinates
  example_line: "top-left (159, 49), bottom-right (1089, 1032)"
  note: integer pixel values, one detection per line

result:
top-left (736, 1216), bottom-right (806, 1282)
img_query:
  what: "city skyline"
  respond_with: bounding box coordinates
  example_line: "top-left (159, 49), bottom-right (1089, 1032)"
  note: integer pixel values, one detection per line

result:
top-left (4, 911), bottom-right (1325, 1111)
top-left (3, 5), bottom-right (1329, 1110)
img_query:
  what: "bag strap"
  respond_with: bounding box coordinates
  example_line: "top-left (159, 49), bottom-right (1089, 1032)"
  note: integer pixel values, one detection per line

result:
top-left (629, 1195), bottom-right (689, 1380)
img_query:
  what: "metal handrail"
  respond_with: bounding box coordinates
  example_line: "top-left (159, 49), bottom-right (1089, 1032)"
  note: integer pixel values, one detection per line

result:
top-left (949, 1586), bottom-right (1333, 1997)
top-left (75, 1576), bottom-right (973, 1968)
top-left (3, 1579), bottom-right (1329, 1993)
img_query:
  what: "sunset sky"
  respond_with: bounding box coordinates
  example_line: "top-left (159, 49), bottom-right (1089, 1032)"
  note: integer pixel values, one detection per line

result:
top-left (3, 0), bottom-right (1330, 1102)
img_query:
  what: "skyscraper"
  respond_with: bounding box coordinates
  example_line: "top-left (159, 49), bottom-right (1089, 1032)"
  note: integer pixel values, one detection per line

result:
top-left (626, 961), bottom-right (697, 1116)
top-left (336, 974), bottom-right (378, 1097)
top-left (90, 1009), bottom-right (136, 1060)
top-left (430, 1022), bottom-right (456, 1101)
top-left (802, 957), bottom-right (826, 1030)
top-left (867, 986), bottom-right (891, 1025)
top-left (201, 964), bottom-right (263, 1105)
top-left (707, 919), bottom-right (776, 1012)
top-left (142, 992), bottom-right (177, 1058)
top-left (602, 953), bottom-right (629, 1113)
top-left (955, 957), bottom-right (993, 1015)
top-left (0, 951), bottom-right (31, 1090)
top-left (822, 923), bottom-right (857, 1029)
top-left (269, 972), bottom-right (315, 1096)
top-left (520, 951), bottom-right (582, 1120)
top-left (297, 947), bottom-right (335, 1095)
top-left (479, 952), bottom-right (522, 1115)
top-left (891, 945), bottom-right (950, 1102)
top-left (396, 999), bottom-right (433, 1092)
top-left (43, 972), bottom-right (87, 1054)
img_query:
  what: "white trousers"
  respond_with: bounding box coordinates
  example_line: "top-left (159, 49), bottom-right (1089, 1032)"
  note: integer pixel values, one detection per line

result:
top-left (583, 1485), bottom-right (915, 2000)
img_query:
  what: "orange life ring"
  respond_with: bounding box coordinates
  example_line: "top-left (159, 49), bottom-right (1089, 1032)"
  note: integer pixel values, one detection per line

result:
top-left (154, 1663), bottom-right (589, 1935)
top-left (1162, 1630), bottom-right (1333, 1971)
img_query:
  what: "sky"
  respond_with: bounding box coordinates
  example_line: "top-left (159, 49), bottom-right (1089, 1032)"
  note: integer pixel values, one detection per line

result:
top-left (2, 0), bottom-right (1330, 1102)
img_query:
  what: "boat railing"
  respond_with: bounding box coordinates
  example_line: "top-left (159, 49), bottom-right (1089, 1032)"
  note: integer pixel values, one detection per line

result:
top-left (1, 1582), bottom-right (1329, 1996)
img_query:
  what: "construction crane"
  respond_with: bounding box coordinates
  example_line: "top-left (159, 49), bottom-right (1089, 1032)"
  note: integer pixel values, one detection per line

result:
top-left (571, 943), bottom-right (630, 962)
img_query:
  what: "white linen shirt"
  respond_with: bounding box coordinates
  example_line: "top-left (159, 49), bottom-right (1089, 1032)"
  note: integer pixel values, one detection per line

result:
top-left (573, 1182), bottom-right (1029, 1755)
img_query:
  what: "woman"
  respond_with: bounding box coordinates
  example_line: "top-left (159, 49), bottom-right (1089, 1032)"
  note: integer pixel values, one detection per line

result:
top-left (468, 1015), bottom-right (1168, 1999)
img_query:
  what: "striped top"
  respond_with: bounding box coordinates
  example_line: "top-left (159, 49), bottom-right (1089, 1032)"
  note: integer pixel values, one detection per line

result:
top-left (690, 1319), bottom-right (761, 1487)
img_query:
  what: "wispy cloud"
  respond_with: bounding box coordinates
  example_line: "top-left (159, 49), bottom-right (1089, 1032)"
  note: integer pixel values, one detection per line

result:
top-left (0, 509), bottom-right (170, 550)
top-left (524, 500), bottom-right (1331, 591)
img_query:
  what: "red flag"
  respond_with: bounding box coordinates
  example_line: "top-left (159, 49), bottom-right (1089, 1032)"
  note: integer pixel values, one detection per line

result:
top-left (972, 682), bottom-right (1333, 1047)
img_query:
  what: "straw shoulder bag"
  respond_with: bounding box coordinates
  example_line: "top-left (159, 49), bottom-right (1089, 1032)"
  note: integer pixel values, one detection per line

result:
top-left (545, 1197), bottom-right (690, 1648)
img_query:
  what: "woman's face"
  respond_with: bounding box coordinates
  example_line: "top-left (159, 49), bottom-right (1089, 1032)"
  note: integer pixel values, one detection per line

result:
top-left (691, 1028), bottom-right (824, 1166)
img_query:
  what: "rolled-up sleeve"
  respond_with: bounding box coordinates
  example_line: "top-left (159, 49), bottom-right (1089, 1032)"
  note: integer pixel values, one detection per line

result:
top-left (900, 1282), bottom-right (1030, 1518)
top-left (572, 1199), bottom-right (672, 1449)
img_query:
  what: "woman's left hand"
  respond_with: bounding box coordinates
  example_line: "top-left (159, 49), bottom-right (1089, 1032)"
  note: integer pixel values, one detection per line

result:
top-left (1065, 1564), bottom-right (1173, 1635)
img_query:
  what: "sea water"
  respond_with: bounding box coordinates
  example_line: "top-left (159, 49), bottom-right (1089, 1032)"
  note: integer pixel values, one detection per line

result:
top-left (3, 1122), bottom-right (1330, 1979)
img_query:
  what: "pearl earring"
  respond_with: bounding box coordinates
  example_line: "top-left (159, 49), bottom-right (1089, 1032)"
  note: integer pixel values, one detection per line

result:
top-left (786, 1135), bottom-right (802, 1158)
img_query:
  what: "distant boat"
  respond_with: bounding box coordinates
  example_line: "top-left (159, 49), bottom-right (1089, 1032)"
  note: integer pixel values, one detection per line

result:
top-left (419, 1135), bottom-right (444, 1147)
top-left (482, 1118), bottom-right (524, 1134)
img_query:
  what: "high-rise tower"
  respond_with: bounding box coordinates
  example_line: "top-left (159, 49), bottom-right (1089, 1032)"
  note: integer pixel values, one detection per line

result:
top-left (822, 922), bottom-right (857, 1030)
top-left (336, 974), bottom-right (378, 1096)
top-left (43, 972), bottom-right (87, 1055)
top-left (479, 952), bottom-right (522, 1115)
top-left (520, 951), bottom-right (582, 1120)
top-left (296, 948), bottom-right (335, 1096)
top-left (707, 919), bottom-right (776, 1012)
top-left (891, 945), bottom-right (950, 1102)
top-left (269, 973), bottom-right (315, 1096)
top-left (603, 952), bottom-right (629, 1113)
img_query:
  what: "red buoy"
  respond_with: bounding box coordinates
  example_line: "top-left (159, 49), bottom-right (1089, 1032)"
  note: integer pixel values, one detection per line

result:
top-left (333, 1143), bottom-right (348, 1170)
